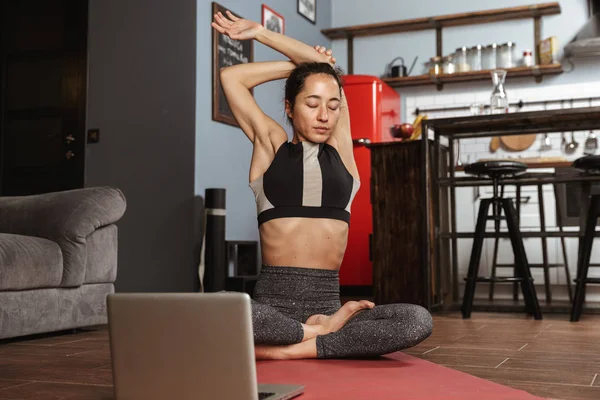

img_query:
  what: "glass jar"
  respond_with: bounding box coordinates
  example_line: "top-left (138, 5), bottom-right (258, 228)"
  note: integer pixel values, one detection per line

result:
top-left (498, 41), bottom-right (517, 68)
top-left (455, 47), bottom-right (469, 72)
top-left (442, 55), bottom-right (455, 74)
top-left (483, 43), bottom-right (498, 70)
top-left (469, 45), bottom-right (483, 71)
top-left (427, 56), bottom-right (443, 76)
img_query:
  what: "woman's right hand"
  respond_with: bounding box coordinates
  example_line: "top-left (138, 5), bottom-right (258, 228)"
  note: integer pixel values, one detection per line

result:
top-left (211, 10), bottom-right (264, 41)
top-left (314, 45), bottom-right (336, 65)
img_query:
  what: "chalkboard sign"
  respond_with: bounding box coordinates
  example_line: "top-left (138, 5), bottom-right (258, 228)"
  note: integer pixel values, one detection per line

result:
top-left (212, 2), bottom-right (254, 127)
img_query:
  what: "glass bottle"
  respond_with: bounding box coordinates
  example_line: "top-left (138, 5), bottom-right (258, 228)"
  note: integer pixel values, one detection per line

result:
top-left (490, 69), bottom-right (508, 113)
top-left (523, 49), bottom-right (533, 67)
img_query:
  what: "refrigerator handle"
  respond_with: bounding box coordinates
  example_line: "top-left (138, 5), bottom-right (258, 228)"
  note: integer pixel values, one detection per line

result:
top-left (353, 138), bottom-right (371, 146)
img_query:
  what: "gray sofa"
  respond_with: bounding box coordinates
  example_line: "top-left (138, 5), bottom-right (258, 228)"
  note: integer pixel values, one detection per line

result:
top-left (0, 186), bottom-right (126, 340)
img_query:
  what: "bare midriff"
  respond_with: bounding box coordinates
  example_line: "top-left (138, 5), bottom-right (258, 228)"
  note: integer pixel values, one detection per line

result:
top-left (259, 217), bottom-right (349, 270)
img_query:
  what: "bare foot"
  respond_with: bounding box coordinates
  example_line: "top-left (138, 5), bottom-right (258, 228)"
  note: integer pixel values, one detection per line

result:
top-left (255, 339), bottom-right (318, 360)
top-left (305, 314), bottom-right (327, 326)
top-left (306, 300), bottom-right (374, 335)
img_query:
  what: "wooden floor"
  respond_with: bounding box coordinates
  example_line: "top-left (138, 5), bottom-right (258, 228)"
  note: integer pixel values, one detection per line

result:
top-left (406, 312), bottom-right (600, 400)
top-left (0, 312), bottom-right (599, 400)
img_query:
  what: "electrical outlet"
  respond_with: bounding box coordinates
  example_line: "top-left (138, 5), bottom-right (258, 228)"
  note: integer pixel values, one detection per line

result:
top-left (87, 129), bottom-right (100, 143)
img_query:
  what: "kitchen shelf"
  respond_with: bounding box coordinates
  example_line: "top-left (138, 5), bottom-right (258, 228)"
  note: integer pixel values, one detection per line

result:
top-left (321, 2), bottom-right (561, 77)
top-left (383, 63), bottom-right (564, 88)
top-left (321, 2), bottom-right (560, 39)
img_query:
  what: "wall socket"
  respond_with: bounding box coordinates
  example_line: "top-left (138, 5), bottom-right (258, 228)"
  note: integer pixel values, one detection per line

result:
top-left (87, 129), bottom-right (100, 143)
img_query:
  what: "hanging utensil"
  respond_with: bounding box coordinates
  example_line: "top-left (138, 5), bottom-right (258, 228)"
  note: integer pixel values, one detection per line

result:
top-left (541, 134), bottom-right (552, 151)
top-left (560, 100), bottom-right (567, 150)
top-left (455, 140), bottom-right (463, 167)
top-left (501, 134), bottom-right (537, 151)
top-left (566, 131), bottom-right (578, 154)
top-left (584, 98), bottom-right (598, 155)
top-left (584, 130), bottom-right (597, 155)
top-left (566, 99), bottom-right (579, 153)
top-left (540, 102), bottom-right (552, 151)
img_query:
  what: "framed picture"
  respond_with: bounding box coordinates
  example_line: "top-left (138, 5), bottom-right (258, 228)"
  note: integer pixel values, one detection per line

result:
top-left (212, 2), bottom-right (254, 127)
top-left (262, 4), bottom-right (284, 34)
top-left (297, 0), bottom-right (316, 24)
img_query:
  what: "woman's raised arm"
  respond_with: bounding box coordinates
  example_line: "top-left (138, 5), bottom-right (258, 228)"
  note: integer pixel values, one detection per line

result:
top-left (212, 12), bottom-right (292, 145)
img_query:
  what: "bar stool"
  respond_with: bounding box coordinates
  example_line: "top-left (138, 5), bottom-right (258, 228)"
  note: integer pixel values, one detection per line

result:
top-left (461, 160), bottom-right (542, 320)
top-left (571, 155), bottom-right (600, 322)
top-left (488, 175), bottom-right (572, 304)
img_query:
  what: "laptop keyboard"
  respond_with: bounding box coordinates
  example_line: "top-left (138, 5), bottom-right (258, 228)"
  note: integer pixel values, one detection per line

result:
top-left (258, 392), bottom-right (276, 400)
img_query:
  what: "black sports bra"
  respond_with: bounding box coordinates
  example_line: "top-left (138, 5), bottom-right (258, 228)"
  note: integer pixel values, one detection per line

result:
top-left (249, 141), bottom-right (360, 226)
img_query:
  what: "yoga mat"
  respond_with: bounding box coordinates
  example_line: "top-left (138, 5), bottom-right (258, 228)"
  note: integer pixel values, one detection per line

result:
top-left (256, 352), bottom-right (542, 400)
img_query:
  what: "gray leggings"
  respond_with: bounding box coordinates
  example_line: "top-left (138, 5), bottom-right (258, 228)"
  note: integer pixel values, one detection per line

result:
top-left (251, 265), bottom-right (433, 359)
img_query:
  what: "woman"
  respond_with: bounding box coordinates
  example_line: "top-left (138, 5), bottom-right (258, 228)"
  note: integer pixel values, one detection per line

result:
top-left (212, 11), bottom-right (433, 360)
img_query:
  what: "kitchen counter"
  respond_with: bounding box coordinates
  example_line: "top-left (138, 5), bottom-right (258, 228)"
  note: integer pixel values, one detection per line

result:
top-left (424, 107), bottom-right (600, 311)
top-left (455, 159), bottom-right (572, 171)
top-left (423, 106), bottom-right (600, 139)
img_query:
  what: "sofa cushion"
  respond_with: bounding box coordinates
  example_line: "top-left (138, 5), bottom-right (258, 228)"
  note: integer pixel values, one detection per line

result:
top-left (0, 233), bottom-right (63, 290)
top-left (84, 225), bottom-right (118, 284)
top-left (0, 186), bottom-right (126, 287)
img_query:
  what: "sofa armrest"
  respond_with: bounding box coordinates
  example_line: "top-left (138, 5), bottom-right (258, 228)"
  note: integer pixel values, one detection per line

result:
top-left (0, 186), bottom-right (127, 286)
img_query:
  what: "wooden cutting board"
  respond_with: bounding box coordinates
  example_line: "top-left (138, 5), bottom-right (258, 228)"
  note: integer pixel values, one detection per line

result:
top-left (499, 134), bottom-right (537, 151)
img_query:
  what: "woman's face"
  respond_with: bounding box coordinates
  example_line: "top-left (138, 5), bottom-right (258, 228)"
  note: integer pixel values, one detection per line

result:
top-left (286, 73), bottom-right (341, 143)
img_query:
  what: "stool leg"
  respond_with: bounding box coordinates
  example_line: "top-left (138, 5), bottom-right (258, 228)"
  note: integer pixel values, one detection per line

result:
top-left (571, 195), bottom-right (600, 322)
top-left (502, 198), bottom-right (542, 320)
top-left (538, 184), bottom-right (552, 303)
top-left (462, 198), bottom-right (492, 319)
top-left (488, 196), bottom-right (502, 301)
top-left (488, 236), bottom-right (500, 301)
top-left (513, 185), bottom-right (522, 301)
top-left (553, 183), bottom-right (573, 302)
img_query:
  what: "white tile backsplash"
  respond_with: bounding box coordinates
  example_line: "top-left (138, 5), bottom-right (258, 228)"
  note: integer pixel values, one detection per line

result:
top-left (454, 93), bottom-right (477, 105)
top-left (415, 96), bottom-right (434, 106)
top-left (434, 96), bottom-right (455, 105)
top-left (407, 79), bottom-right (600, 163)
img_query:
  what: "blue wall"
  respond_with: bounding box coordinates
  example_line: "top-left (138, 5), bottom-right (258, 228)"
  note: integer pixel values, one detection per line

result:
top-left (195, 0), bottom-right (332, 245)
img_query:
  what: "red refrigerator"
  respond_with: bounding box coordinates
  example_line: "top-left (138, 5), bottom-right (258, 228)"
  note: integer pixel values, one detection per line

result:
top-left (339, 75), bottom-right (401, 287)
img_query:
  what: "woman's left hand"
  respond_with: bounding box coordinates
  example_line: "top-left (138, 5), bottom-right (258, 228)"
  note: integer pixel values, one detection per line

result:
top-left (212, 10), bottom-right (264, 41)
top-left (314, 45), bottom-right (336, 65)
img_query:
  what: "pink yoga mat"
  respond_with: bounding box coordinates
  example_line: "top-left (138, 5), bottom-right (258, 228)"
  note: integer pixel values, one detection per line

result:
top-left (256, 352), bottom-right (542, 400)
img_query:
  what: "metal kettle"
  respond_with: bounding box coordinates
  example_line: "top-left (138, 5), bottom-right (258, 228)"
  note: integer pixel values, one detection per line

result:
top-left (386, 56), bottom-right (418, 78)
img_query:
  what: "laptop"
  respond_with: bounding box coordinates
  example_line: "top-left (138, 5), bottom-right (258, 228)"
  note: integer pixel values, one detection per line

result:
top-left (107, 292), bottom-right (304, 400)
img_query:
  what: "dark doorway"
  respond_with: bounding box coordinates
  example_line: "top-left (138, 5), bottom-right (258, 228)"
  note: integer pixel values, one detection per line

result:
top-left (0, 0), bottom-right (88, 196)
